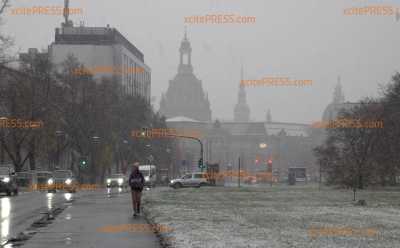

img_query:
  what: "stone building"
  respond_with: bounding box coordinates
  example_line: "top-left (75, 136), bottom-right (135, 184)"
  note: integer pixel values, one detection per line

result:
top-left (159, 31), bottom-right (212, 122)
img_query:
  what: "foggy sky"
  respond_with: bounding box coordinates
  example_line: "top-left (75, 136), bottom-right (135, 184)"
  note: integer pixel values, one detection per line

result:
top-left (3, 0), bottom-right (400, 124)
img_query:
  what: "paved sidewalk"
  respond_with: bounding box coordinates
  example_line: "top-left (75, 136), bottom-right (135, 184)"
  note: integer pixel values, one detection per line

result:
top-left (23, 190), bottom-right (161, 248)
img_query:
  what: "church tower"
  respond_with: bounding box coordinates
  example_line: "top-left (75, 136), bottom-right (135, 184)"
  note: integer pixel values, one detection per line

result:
top-left (333, 76), bottom-right (345, 104)
top-left (234, 65), bottom-right (250, 122)
top-left (266, 109), bottom-right (272, 123)
top-left (159, 30), bottom-right (212, 122)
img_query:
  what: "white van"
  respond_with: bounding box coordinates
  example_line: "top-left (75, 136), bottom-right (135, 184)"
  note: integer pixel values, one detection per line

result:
top-left (138, 165), bottom-right (157, 187)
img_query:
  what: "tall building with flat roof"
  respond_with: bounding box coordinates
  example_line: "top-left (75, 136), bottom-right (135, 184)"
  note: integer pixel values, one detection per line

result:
top-left (49, 25), bottom-right (151, 101)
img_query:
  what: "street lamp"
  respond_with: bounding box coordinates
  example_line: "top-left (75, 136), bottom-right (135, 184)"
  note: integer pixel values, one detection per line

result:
top-left (92, 136), bottom-right (100, 143)
top-left (259, 142), bottom-right (273, 185)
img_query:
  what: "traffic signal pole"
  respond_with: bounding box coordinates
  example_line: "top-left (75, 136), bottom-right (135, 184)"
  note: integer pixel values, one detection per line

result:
top-left (165, 134), bottom-right (204, 171)
top-left (238, 157), bottom-right (241, 188)
top-left (139, 130), bottom-right (204, 172)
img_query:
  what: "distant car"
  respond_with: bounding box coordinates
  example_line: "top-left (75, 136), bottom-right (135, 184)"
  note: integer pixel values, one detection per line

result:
top-left (244, 176), bottom-right (257, 184)
top-left (0, 167), bottom-right (18, 196)
top-left (106, 174), bottom-right (128, 188)
top-left (138, 165), bottom-right (157, 187)
top-left (169, 173), bottom-right (209, 189)
top-left (47, 170), bottom-right (78, 193)
top-left (35, 171), bottom-right (53, 190)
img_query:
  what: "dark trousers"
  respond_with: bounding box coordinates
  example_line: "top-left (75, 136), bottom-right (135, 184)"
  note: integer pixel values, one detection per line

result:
top-left (131, 189), bottom-right (142, 213)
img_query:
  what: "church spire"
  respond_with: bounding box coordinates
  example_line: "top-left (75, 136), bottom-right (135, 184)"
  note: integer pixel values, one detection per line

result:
top-left (240, 63), bottom-right (243, 82)
top-left (266, 109), bottom-right (272, 123)
top-left (179, 28), bottom-right (193, 73)
top-left (333, 76), bottom-right (345, 104)
top-left (234, 64), bottom-right (250, 122)
top-left (184, 26), bottom-right (188, 40)
top-left (62, 0), bottom-right (73, 27)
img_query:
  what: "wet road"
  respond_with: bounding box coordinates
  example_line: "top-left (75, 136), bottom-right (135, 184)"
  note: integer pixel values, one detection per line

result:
top-left (0, 190), bottom-right (73, 246)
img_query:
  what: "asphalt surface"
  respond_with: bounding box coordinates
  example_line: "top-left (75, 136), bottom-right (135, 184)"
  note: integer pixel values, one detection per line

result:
top-left (0, 190), bottom-right (71, 246)
top-left (22, 188), bottom-right (161, 248)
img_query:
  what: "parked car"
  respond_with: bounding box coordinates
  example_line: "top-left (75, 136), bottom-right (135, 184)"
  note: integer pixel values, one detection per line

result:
top-left (106, 174), bottom-right (128, 188)
top-left (47, 170), bottom-right (78, 193)
top-left (0, 167), bottom-right (18, 196)
top-left (169, 172), bottom-right (209, 189)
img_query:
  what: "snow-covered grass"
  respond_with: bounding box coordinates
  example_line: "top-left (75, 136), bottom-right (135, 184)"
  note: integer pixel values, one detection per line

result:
top-left (143, 184), bottom-right (400, 248)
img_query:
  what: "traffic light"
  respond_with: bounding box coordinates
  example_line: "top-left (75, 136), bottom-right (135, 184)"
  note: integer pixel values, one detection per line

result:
top-left (140, 127), bottom-right (147, 137)
top-left (79, 156), bottom-right (88, 169)
top-left (267, 159), bottom-right (273, 172)
top-left (198, 158), bottom-right (203, 169)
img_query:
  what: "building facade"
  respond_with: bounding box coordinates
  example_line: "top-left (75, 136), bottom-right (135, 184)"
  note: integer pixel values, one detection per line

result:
top-left (160, 46), bottom-right (318, 180)
top-left (49, 25), bottom-right (151, 101)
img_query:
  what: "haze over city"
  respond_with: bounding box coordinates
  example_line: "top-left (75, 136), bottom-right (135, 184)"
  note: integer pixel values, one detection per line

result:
top-left (1, 1), bottom-right (400, 247)
top-left (4, 0), bottom-right (399, 123)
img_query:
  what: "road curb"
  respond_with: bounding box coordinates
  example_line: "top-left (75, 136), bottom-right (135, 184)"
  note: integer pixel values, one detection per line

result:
top-left (142, 200), bottom-right (175, 248)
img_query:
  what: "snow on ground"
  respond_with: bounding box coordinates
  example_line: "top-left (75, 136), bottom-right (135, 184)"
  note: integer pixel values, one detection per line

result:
top-left (143, 184), bottom-right (400, 248)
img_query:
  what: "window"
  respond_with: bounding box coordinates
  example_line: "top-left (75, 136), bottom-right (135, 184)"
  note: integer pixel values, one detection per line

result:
top-left (134, 63), bottom-right (138, 96)
top-left (194, 173), bottom-right (204, 179)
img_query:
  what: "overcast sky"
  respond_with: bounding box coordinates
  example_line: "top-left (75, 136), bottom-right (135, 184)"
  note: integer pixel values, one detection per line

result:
top-left (3, 0), bottom-right (400, 124)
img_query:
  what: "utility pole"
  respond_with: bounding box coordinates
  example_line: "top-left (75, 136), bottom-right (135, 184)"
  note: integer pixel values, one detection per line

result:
top-left (238, 157), bottom-right (241, 188)
top-left (319, 161), bottom-right (322, 191)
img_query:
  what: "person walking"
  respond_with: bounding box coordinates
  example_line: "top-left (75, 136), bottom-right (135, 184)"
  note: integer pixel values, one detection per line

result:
top-left (129, 162), bottom-right (145, 217)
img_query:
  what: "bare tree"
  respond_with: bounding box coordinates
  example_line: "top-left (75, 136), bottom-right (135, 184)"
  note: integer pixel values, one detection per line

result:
top-left (314, 99), bottom-right (383, 190)
top-left (0, 0), bottom-right (13, 64)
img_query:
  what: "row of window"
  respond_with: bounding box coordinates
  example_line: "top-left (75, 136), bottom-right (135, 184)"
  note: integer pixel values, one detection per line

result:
top-left (122, 54), bottom-right (150, 99)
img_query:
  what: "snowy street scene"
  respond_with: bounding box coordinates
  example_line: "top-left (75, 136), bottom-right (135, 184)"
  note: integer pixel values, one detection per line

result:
top-left (1, 0), bottom-right (400, 247)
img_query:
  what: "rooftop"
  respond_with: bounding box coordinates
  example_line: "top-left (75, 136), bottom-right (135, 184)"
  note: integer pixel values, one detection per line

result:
top-left (54, 26), bottom-right (144, 62)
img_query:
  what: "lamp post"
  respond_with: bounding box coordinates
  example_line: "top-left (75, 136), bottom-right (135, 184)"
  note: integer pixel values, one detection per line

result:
top-left (90, 136), bottom-right (100, 184)
top-left (259, 142), bottom-right (270, 184)
top-left (55, 130), bottom-right (64, 170)
top-left (0, 117), bottom-right (7, 165)
top-left (166, 148), bottom-right (171, 181)
top-left (120, 139), bottom-right (129, 174)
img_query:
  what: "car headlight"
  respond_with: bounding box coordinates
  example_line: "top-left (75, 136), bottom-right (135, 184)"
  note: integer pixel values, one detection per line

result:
top-left (144, 176), bottom-right (150, 182)
top-left (117, 178), bottom-right (123, 185)
top-left (170, 180), bottom-right (174, 184)
top-left (65, 178), bottom-right (72, 185)
top-left (47, 178), bottom-right (54, 185)
top-left (2, 177), bottom-right (10, 183)
top-left (106, 179), bottom-right (111, 184)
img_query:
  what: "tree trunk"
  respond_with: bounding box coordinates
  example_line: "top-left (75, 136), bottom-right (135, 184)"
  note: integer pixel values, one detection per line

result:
top-left (358, 173), bottom-right (364, 189)
top-left (29, 138), bottom-right (36, 170)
